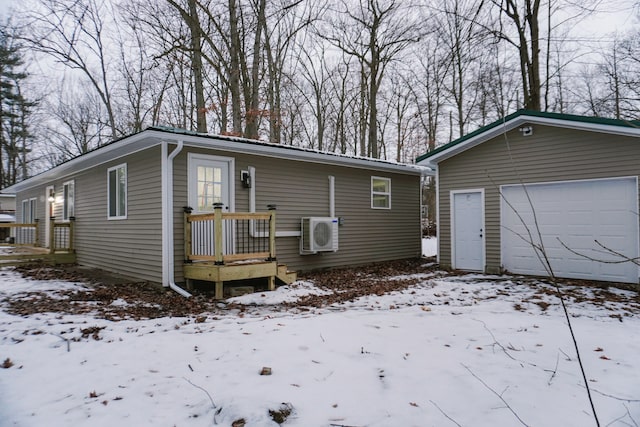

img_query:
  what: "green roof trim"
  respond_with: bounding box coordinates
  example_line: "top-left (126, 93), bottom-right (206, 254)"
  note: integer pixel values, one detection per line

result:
top-left (415, 109), bottom-right (640, 163)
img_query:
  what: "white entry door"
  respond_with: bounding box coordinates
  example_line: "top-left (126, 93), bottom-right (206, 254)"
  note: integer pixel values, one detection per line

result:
top-left (451, 190), bottom-right (484, 271)
top-left (188, 154), bottom-right (234, 256)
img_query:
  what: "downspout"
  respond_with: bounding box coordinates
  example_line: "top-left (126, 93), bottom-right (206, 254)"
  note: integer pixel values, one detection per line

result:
top-left (161, 140), bottom-right (191, 297)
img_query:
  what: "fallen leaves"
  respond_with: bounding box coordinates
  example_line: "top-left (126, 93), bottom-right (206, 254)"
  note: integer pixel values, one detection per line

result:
top-left (4, 258), bottom-right (639, 322)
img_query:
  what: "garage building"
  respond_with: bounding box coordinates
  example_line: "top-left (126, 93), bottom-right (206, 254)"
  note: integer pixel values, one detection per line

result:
top-left (417, 110), bottom-right (640, 284)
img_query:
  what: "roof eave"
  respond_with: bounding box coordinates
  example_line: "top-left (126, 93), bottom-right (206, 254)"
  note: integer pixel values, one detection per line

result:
top-left (4, 128), bottom-right (425, 193)
top-left (151, 130), bottom-right (425, 175)
top-left (417, 113), bottom-right (640, 167)
top-left (3, 131), bottom-right (158, 193)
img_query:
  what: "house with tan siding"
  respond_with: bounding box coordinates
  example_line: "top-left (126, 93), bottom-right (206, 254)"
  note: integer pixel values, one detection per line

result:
top-left (417, 110), bottom-right (640, 284)
top-left (2, 127), bottom-right (426, 296)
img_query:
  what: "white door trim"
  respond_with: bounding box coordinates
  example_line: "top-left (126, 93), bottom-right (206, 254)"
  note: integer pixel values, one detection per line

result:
top-left (187, 153), bottom-right (235, 213)
top-left (450, 189), bottom-right (485, 271)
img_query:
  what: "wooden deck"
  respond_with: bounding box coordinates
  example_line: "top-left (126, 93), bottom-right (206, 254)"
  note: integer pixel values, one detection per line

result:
top-left (183, 205), bottom-right (296, 298)
top-left (0, 218), bottom-right (77, 266)
top-left (0, 245), bottom-right (76, 266)
top-left (1, 211), bottom-right (297, 298)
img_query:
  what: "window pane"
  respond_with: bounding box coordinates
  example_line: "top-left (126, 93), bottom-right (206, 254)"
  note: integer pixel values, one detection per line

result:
top-left (69, 184), bottom-right (74, 217)
top-left (63, 187), bottom-right (68, 220)
top-left (22, 200), bottom-right (30, 222)
top-left (109, 170), bottom-right (117, 217)
top-left (63, 183), bottom-right (74, 220)
top-left (213, 183), bottom-right (222, 204)
top-left (373, 194), bottom-right (389, 208)
top-left (372, 178), bottom-right (389, 192)
top-left (118, 167), bottom-right (126, 216)
top-left (197, 165), bottom-right (222, 211)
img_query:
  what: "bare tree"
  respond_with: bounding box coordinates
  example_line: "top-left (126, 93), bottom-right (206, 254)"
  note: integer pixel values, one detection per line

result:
top-left (489, 0), bottom-right (542, 111)
top-left (261, 0), bottom-right (318, 143)
top-left (116, 9), bottom-right (173, 133)
top-left (409, 39), bottom-right (447, 151)
top-left (164, 0), bottom-right (208, 132)
top-left (21, 0), bottom-right (119, 140)
top-left (45, 86), bottom-right (109, 161)
top-left (294, 41), bottom-right (332, 150)
top-left (323, 0), bottom-right (420, 158)
top-left (437, 0), bottom-right (489, 137)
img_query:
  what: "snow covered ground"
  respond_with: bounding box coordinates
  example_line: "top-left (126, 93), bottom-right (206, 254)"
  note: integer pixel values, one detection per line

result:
top-left (1, 265), bottom-right (639, 427)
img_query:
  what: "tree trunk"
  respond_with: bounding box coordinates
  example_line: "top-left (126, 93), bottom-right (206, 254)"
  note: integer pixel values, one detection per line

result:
top-left (228, 0), bottom-right (243, 136)
top-left (187, 0), bottom-right (207, 132)
top-left (244, 0), bottom-right (265, 140)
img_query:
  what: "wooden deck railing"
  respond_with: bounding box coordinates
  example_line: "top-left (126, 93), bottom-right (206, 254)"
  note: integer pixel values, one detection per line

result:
top-left (184, 204), bottom-right (276, 264)
top-left (49, 217), bottom-right (75, 253)
top-left (0, 221), bottom-right (39, 246)
top-left (0, 217), bottom-right (74, 253)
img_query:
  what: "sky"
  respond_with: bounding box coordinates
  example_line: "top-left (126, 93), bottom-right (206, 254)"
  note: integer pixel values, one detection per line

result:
top-left (0, 0), bottom-right (636, 30)
top-left (0, 0), bottom-right (10, 18)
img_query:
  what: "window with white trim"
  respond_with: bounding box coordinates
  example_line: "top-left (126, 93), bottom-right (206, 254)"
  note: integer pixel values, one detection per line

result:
top-left (108, 164), bottom-right (127, 219)
top-left (371, 176), bottom-right (391, 209)
top-left (63, 180), bottom-right (74, 221)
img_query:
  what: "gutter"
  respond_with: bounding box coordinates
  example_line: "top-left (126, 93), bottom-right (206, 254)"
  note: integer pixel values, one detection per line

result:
top-left (161, 140), bottom-right (191, 297)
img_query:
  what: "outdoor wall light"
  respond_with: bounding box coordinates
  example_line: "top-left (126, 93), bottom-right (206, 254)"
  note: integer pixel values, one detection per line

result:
top-left (519, 126), bottom-right (533, 136)
top-left (48, 189), bottom-right (55, 203)
top-left (241, 170), bottom-right (252, 188)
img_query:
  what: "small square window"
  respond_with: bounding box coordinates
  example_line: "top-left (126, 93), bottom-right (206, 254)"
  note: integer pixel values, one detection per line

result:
top-left (371, 176), bottom-right (391, 209)
top-left (108, 164), bottom-right (127, 219)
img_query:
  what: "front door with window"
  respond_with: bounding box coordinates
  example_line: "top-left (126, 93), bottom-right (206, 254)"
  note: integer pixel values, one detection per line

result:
top-left (188, 154), bottom-right (234, 257)
top-left (190, 159), bottom-right (229, 213)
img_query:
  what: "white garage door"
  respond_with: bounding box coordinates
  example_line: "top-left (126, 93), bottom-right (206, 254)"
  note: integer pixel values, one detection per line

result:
top-left (501, 177), bottom-right (639, 283)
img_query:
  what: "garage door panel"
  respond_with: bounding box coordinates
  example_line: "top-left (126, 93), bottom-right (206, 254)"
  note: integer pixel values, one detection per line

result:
top-left (501, 178), bottom-right (638, 283)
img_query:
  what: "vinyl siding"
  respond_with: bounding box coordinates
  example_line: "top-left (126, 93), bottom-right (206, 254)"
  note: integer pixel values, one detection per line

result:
top-left (74, 146), bottom-right (163, 281)
top-left (14, 146), bottom-right (164, 282)
top-left (437, 125), bottom-right (640, 273)
top-left (173, 147), bottom-right (421, 279)
top-left (14, 143), bottom-right (420, 284)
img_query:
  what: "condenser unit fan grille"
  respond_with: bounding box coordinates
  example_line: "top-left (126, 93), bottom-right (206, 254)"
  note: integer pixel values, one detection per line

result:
top-left (313, 222), bottom-right (332, 247)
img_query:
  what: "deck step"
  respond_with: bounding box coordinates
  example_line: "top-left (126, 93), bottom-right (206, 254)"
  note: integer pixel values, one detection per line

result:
top-left (277, 264), bottom-right (297, 284)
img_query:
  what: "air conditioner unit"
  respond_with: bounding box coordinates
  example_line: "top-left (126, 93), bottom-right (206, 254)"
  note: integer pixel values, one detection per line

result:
top-left (300, 217), bottom-right (339, 254)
